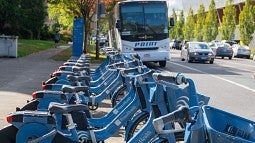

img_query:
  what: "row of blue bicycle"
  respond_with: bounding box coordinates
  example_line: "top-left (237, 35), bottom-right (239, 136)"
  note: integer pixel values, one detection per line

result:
top-left (0, 47), bottom-right (254, 143)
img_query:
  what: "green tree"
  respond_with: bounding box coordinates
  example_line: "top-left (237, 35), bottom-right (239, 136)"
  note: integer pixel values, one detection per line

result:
top-left (169, 9), bottom-right (177, 40)
top-left (175, 10), bottom-right (185, 40)
top-left (18, 0), bottom-right (47, 39)
top-left (203, 0), bottom-right (218, 42)
top-left (48, 0), bottom-right (98, 54)
top-left (0, 0), bottom-right (21, 35)
top-left (48, 0), bottom-right (114, 58)
top-left (194, 4), bottom-right (205, 41)
top-left (183, 8), bottom-right (195, 40)
top-left (239, 0), bottom-right (255, 45)
top-left (219, 0), bottom-right (236, 40)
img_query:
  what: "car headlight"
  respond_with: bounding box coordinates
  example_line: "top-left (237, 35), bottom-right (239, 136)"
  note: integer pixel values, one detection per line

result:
top-left (208, 52), bottom-right (214, 56)
top-left (190, 52), bottom-right (197, 55)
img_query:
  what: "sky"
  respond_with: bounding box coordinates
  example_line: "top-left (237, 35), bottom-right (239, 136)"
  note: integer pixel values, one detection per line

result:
top-left (167, 0), bottom-right (183, 16)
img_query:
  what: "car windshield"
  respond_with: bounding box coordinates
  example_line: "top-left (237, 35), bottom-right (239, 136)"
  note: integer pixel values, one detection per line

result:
top-left (189, 43), bottom-right (209, 50)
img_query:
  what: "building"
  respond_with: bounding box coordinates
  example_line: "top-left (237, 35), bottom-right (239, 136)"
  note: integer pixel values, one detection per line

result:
top-left (168, 0), bottom-right (255, 47)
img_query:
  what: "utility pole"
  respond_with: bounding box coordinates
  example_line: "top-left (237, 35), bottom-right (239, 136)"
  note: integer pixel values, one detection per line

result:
top-left (95, 0), bottom-right (100, 60)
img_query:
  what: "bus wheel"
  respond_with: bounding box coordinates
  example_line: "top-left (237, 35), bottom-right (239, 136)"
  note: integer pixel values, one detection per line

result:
top-left (159, 61), bottom-right (166, 67)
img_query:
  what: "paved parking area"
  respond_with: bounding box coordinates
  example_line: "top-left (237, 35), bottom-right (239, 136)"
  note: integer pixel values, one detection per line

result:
top-left (0, 46), bottom-right (67, 127)
top-left (0, 46), bottom-right (124, 142)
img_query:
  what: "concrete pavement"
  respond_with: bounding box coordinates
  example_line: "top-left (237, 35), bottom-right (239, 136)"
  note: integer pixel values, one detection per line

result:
top-left (0, 46), bottom-right (68, 127)
top-left (0, 45), bottom-right (125, 142)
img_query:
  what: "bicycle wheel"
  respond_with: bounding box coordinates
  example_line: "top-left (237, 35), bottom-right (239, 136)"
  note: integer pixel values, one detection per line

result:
top-left (126, 112), bottom-right (149, 141)
top-left (111, 86), bottom-right (127, 107)
top-left (126, 114), bottom-right (184, 142)
top-left (0, 125), bottom-right (17, 143)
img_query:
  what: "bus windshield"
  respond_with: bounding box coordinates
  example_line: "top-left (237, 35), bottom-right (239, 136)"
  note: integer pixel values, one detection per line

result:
top-left (120, 1), bottom-right (168, 41)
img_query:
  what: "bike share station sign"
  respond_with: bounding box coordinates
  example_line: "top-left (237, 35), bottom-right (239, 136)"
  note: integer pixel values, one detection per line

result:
top-left (72, 18), bottom-right (84, 58)
top-left (0, 35), bottom-right (18, 58)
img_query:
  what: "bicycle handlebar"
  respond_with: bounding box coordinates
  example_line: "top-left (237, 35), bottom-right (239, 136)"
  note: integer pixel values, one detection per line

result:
top-left (153, 106), bottom-right (192, 134)
top-left (106, 61), bottom-right (139, 70)
top-left (152, 73), bottom-right (187, 85)
top-left (120, 66), bottom-right (145, 77)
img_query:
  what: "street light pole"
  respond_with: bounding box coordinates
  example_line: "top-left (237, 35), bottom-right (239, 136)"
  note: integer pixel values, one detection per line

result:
top-left (95, 0), bottom-right (100, 59)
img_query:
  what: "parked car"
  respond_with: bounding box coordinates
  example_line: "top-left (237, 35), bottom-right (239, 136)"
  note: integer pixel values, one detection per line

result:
top-left (181, 41), bottom-right (215, 64)
top-left (215, 43), bottom-right (233, 59)
top-left (231, 44), bottom-right (251, 59)
top-left (172, 40), bottom-right (182, 50)
top-left (99, 36), bottom-right (108, 48)
top-left (221, 40), bottom-right (237, 46)
top-left (208, 41), bottom-right (222, 55)
top-left (180, 40), bottom-right (189, 49)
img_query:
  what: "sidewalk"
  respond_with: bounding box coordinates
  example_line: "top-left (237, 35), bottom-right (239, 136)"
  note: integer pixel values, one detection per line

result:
top-left (0, 46), bottom-right (125, 142)
top-left (0, 45), bottom-right (69, 127)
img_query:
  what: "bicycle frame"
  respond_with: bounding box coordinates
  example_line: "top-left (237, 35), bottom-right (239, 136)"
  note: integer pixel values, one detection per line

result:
top-left (5, 70), bottom-right (156, 142)
top-left (127, 73), bottom-right (210, 143)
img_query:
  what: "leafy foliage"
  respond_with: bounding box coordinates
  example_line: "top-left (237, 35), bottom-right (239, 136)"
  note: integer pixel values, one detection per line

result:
top-left (203, 0), bottom-right (218, 42)
top-left (0, 0), bottom-right (48, 39)
top-left (194, 4), bottom-right (205, 41)
top-left (219, 0), bottom-right (236, 40)
top-left (170, 10), bottom-right (185, 41)
top-left (238, 0), bottom-right (255, 45)
top-left (183, 8), bottom-right (195, 41)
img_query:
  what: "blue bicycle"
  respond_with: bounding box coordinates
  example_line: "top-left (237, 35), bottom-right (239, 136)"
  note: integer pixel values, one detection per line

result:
top-left (153, 105), bottom-right (255, 143)
top-left (126, 73), bottom-right (210, 142)
top-left (0, 69), bottom-right (156, 142)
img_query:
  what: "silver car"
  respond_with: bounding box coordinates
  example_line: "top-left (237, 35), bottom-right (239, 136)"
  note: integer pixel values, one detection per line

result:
top-left (232, 44), bottom-right (251, 59)
top-left (181, 42), bottom-right (215, 64)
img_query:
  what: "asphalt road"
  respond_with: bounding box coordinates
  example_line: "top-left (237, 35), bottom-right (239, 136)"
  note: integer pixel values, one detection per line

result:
top-left (162, 49), bottom-right (255, 121)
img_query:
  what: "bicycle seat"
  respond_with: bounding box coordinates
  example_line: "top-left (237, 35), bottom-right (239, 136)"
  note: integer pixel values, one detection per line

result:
top-left (51, 71), bottom-right (77, 77)
top-left (67, 75), bottom-right (91, 82)
top-left (62, 85), bottom-right (89, 93)
top-left (48, 102), bottom-right (88, 114)
top-left (72, 66), bottom-right (90, 73)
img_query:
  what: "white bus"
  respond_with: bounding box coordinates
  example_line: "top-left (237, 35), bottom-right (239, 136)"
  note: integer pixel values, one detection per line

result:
top-left (110, 0), bottom-right (173, 67)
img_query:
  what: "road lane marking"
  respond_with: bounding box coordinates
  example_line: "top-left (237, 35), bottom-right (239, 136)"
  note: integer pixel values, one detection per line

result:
top-left (220, 59), bottom-right (255, 68)
top-left (167, 61), bottom-right (255, 93)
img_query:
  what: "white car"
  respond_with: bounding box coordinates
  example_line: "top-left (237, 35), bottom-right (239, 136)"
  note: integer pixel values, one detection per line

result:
top-left (231, 44), bottom-right (251, 59)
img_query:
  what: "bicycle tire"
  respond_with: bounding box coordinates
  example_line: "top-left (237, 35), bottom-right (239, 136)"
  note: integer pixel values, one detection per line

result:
top-left (126, 113), bottom-right (184, 142)
top-left (111, 86), bottom-right (127, 107)
top-left (126, 112), bottom-right (149, 141)
top-left (0, 125), bottom-right (17, 143)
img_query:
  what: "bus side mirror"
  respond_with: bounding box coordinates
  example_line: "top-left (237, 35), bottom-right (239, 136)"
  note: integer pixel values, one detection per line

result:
top-left (169, 17), bottom-right (174, 27)
top-left (116, 20), bottom-right (121, 31)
